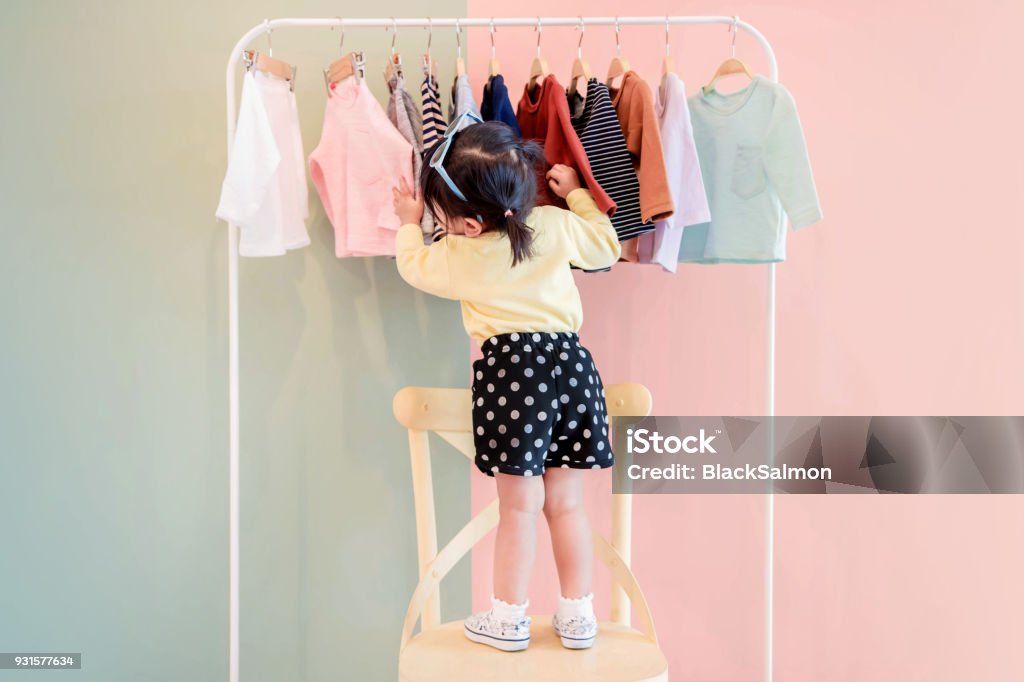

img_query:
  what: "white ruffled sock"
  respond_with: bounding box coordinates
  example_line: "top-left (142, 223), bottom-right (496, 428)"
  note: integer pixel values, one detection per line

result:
top-left (557, 592), bottom-right (595, 620)
top-left (491, 594), bottom-right (529, 622)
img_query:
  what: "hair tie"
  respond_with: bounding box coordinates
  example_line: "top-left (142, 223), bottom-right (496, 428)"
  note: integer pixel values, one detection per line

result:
top-left (503, 208), bottom-right (514, 217)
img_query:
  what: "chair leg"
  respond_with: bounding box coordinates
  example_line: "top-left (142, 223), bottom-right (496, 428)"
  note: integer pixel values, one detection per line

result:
top-left (409, 429), bottom-right (440, 630)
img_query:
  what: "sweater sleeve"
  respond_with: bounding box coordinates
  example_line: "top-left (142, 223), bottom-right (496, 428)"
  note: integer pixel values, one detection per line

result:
top-left (562, 188), bottom-right (622, 270)
top-left (395, 223), bottom-right (460, 300)
top-left (631, 79), bottom-right (675, 223)
top-left (675, 85), bottom-right (712, 227)
top-left (495, 77), bottom-right (522, 137)
top-left (763, 86), bottom-right (822, 230)
top-left (216, 74), bottom-right (280, 225)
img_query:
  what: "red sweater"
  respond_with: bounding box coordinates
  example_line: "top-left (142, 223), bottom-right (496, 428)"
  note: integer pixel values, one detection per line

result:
top-left (516, 74), bottom-right (616, 215)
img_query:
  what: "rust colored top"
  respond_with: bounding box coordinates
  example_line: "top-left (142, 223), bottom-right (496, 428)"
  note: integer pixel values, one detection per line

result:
top-left (609, 71), bottom-right (675, 264)
top-left (516, 74), bottom-right (615, 216)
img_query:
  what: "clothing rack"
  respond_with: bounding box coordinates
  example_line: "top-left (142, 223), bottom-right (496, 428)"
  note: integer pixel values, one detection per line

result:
top-left (223, 15), bottom-right (780, 682)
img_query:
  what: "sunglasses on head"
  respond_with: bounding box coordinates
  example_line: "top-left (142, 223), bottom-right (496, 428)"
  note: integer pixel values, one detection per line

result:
top-left (428, 109), bottom-right (484, 202)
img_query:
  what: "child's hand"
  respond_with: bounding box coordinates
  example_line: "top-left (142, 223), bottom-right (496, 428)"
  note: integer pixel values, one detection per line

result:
top-left (392, 176), bottom-right (424, 226)
top-left (546, 163), bottom-right (582, 199)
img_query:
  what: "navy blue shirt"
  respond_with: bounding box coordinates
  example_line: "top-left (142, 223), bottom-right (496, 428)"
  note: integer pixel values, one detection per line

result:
top-left (480, 74), bottom-right (521, 137)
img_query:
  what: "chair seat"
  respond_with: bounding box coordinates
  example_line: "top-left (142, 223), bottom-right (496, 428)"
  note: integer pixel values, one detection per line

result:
top-left (399, 617), bottom-right (669, 682)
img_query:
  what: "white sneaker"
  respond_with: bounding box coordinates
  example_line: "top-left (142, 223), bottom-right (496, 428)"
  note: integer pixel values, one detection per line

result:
top-left (551, 612), bottom-right (598, 649)
top-left (464, 609), bottom-right (532, 652)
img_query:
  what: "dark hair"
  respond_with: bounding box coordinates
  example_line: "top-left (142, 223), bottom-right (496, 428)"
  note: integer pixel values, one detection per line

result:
top-left (421, 121), bottom-right (545, 266)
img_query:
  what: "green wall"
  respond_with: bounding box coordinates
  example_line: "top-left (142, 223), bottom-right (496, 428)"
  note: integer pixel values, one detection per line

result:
top-left (0, 2), bottom-right (469, 680)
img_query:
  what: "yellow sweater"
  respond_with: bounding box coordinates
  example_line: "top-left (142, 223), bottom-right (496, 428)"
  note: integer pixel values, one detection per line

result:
top-left (395, 188), bottom-right (621, 344)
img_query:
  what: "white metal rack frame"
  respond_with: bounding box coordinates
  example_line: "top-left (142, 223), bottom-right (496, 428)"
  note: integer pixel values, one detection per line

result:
top-left (223, 15), bottom-right (780, 682)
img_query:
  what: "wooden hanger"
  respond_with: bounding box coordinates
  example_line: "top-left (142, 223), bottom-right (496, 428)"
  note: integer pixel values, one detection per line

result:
top-left (454, 19), bottom-right (466, 77)
top-left (702, 16), bottom-right (754, 95)
top-left (529, 56), bottom-right (550, 90)
top-left (243, 50), bottom-right (294, 84)
top-left (323, 52), bottom-right (365, 95)
top-left (487, 19), bottom-right (501, 78)
top-left (702, 58), bottom-right (753, 95)
top-left (325, 54), bottom-right (353, 86)
top-left (661, 17), bottom-right (675, 79)
top-left (245, 22), bottom-right (296, 89)
top-left (662, 54), bottom-right (676, 78)
top-left (568, 17), bottom-right (592, 98)
top-left (528, 18), bottom-right (550, 92)
top-left (384, 53), bottom-right (404, 82)
top-left (605, 18), bottom-right (631, 88)
top-left (322, 21), bottom-right (365, 95)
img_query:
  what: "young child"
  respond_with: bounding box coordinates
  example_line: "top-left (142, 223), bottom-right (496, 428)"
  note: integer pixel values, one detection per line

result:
top-left (392, 115), bottom-right (621, 652)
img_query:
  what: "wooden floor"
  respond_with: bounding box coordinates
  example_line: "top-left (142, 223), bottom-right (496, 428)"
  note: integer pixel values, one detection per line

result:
top-left (399, 618), bottom-right (669, 682)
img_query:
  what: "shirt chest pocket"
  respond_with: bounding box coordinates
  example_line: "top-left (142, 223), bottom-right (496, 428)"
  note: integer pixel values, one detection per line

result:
top-left (730, 144), bottom-right (768, 199)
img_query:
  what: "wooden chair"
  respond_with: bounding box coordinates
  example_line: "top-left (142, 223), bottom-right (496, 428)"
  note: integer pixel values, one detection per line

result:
top-left (393, 383), bottom-right (668, 682)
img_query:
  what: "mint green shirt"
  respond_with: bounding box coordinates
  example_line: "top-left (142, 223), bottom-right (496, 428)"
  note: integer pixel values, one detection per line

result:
top-left (681, 76), bottom-right (822, 263)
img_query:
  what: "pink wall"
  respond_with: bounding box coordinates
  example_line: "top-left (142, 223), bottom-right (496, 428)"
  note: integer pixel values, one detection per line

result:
top-left (466, 1), bottom-right (1024, 679)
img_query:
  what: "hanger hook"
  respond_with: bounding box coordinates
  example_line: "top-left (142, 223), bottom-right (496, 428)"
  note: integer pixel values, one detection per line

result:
top-left (665, 16), bottom-right (671, 57)
top-left (490, 18), bottom-right (496, 59)
top-left (455, 18), bottom-right (462, 58)
top-left (263, 19), bottom-right (272, 57)
top-left (577, 16), bottom-right (585, 57)
top-left (731, 16), bottom-right (739, 58)
top-left (614, 17), bottom-right (621, 56)
top-left (389, 16), bottom-right (398, 55)
top-left (535, 17), bottom-right (542, 58)
top-left (333, 17), bottom-right (345, 51)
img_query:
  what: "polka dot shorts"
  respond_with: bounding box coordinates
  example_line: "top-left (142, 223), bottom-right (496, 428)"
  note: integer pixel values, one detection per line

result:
top-left (471, 331), bottom-right (613, 477)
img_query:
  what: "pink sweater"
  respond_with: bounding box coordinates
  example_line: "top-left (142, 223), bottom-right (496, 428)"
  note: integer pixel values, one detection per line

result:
top-left (309, 77), bottom-right (414, 257)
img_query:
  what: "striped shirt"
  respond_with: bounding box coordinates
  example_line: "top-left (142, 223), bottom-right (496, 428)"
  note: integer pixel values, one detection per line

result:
top-left (421, 75), bottom-right (445, 155)
top-left (567, 79), bottom-right (650, 241)
top-left (420, 75), bottom-right (445, 242)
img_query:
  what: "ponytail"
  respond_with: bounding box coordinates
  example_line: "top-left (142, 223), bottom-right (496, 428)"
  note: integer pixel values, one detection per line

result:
top-left (500, 139), bottom-right (543, 267)
top-left (500, 208), bottom-right (535, 267)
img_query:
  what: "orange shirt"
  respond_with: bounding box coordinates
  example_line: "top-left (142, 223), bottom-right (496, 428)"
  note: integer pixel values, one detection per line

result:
top-left (609, 71), bottom-right (675, 261)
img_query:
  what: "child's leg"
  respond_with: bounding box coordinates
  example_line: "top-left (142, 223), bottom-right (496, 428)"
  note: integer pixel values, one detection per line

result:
top-left (541, 467), bottom-right (592, 599)
top-left (493, 472), bottom-right (545, 605)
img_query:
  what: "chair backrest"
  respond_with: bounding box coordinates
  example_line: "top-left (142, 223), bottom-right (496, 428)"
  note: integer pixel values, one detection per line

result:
top-left (392, 382), bottom-right (657, 650)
